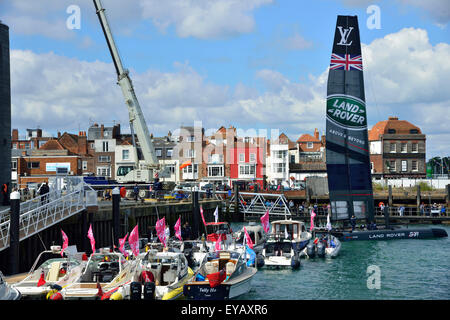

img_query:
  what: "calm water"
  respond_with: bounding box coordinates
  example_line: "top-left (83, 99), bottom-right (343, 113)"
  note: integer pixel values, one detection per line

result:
top-left (231, 223), bottom-right (450, 300)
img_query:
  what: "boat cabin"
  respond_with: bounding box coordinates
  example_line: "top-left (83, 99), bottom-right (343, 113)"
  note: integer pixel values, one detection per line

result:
top-left (271, 220), bottom-right (307, 241)
top-left (196, 251), bottom-right (242, 281)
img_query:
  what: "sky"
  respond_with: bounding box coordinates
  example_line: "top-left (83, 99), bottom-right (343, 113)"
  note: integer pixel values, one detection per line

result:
top-left (1, 0), bottom-right (449, 159)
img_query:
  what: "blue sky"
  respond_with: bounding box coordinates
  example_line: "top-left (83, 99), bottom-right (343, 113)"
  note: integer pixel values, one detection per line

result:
top-left (1, 0), bottom-right (449, 158)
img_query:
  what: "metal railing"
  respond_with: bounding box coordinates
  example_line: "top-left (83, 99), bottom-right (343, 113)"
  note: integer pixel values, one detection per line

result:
top-left (228, 192), bottom-right (292, 217)
top-left (0, 177), bottom-right (97, 252)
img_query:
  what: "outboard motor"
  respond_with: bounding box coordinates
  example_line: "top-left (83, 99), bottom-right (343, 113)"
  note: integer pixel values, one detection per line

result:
top-left (130, 281), bottom-right (142, 300)
top-left (316, 242), bottom-right (325, 258)
top-left (256, 253), bottom-right (265, 268)
top-left (291, 252), bottom-right (300, 270)
top-left (143, 281), bottom-right (156, 300)
top-left (306, 242), bottom-right (316, 258)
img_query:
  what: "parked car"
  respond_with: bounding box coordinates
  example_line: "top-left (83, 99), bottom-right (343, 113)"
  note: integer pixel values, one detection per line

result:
top-left (201, 183), bottom-right (216, 191)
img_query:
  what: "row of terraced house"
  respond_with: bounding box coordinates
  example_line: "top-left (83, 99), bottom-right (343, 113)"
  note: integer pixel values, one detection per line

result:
top-left (10, 116), bottom-right (427, 190)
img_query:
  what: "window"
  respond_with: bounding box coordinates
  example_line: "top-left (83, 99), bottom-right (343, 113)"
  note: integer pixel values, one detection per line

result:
top-left (401, 160), bottom-right (407, 172)
top-left (208, 165), bottom-right (224, 177)
top-left (98, 155), bottom-right (111, 162)
top-left (412, 143), bottom-right (418, 153)
top-left (185, 149), bottom-right (196, 158)
top-left (249, 153), bottom-right (256, 162)
top-left (102, 141), bottom-right (109, 152)
top-left (389, 143), bottom-right (396, 153)
top-left (117, 166), bottom-right (133, 176)
top-left (412, 160), bottom-right (418, 171)
top-left (388, 160), bottom-right (396, 172)
top-left (12, 143), bottom-right (17, 149)
top-left (187, 135), bottom-right (195, 142)
top-left (11, 160), bottom-right (17, 170)
top-left (273, 163), bottom-right (286, 173)
top-left (290, 155), bottom-right (295, 163)
top-left (239, 153), bottom-right (245, 162)
top-left (410, 129), bottom-right (419, 134)
top-left (273, 150), bottom-right (286, 159)
top-left (97, 166), bottom-right (111, 177)
top-left (388, 129), bottom-right (396, 134)
top-left (122, 149), bottom-right (129, 160)
top-left (82, 161), bottom-right (88, 170)
top-left (183, 164), bottom-right (198, 173)
top-left (401, 143), bottom-right (407, 153)
top-left (239, 164), bottom-right (255, 175)
top-left (166, 164), bottom-right (175, 174)
top-left (155, 149), bottom-right (162, 157)
top-left (27, 162), bottom-right (40, 169)
top-left (307, 142), bottom-right (313, 149)
top-left (167, 149), bottom-right (173, 157)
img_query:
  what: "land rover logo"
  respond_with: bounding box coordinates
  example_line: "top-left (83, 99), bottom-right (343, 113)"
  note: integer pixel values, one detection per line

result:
top-left (327, 94), bottom-right (367, 128)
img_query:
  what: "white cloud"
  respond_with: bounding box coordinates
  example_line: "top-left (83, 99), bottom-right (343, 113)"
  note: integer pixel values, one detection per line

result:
top-left (138, 0), bottom-right (273, 39)
top-left (1, 0), bottom-right (273, 40)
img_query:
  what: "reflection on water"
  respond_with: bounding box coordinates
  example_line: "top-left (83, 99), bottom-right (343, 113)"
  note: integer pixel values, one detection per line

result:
top-left (231, 223), bottom-right (450, 300)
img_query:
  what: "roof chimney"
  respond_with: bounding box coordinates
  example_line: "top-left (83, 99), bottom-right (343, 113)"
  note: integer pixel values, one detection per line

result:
top-left (388, 116), bottom-right (399, 120)
top-left (314, 128), bottom-right (319, 140)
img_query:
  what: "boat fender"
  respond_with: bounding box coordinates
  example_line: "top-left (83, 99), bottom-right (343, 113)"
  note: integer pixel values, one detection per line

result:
top-left (49, 292), bottom-right (63, 300)
top-left (306, 243), bottom-right (316, 258)
top-left (143, 281), bottom-right (155, 300)
top-left (110, 291), bottom-right (123, 300)
top-left (130, 282), bottom-right (142, 300)
top-left (46, 289), bottom-right (58, 300)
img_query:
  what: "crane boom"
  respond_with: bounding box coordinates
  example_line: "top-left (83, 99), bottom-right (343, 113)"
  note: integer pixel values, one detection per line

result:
top-left (93, 0), bottom-right (158, 170)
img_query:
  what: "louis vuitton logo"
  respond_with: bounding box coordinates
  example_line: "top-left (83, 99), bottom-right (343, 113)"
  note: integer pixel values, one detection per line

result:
top-left (337, 26), bottom-right (353, 46)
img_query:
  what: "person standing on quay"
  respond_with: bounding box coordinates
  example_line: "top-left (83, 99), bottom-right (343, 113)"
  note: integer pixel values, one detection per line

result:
top-left (39, 182), bottom-right (49, 205)
top-left (350, 215), bottom-right (356, 232)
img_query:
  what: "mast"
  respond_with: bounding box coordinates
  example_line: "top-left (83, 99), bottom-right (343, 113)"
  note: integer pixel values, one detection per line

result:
top-left (93, 0), bottom-right (158, 168)
top-left (325, 16), bottom-right (374, 224)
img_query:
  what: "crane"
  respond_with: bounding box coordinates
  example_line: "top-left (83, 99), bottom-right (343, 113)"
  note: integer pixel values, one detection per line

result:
top-left (93, 0), bottom-right (161, 183)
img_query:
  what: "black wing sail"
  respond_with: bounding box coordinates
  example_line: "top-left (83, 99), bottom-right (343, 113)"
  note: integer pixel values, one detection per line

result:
top-left (326, 15), bottom-right (374, 222)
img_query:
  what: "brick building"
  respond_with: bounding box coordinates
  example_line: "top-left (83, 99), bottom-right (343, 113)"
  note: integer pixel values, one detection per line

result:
top-left (369, 116), bottom-right (426, 178)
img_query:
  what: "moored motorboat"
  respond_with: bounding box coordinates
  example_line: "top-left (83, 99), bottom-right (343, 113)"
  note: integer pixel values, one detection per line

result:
top-left (115, 249), bottom-right (194, 300)
top-left (183, 250), bottom-right (257, 300)
top-left (12, 246), bottom-right (86, 300)
top-left (261, 235), bottom-right (301, 269)
top-left (60, 248), bottom-right (136, 300)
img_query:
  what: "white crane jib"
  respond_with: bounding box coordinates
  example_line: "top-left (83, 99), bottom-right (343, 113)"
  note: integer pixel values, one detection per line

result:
top-left (93, 0), bottom-right (158, 174)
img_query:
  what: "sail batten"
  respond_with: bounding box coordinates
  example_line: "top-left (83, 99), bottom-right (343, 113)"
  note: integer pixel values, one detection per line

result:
top-left (326, 16), bottom-right (374, 222)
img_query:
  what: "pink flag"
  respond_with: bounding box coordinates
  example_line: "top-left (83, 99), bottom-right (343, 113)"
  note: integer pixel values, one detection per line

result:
top-left (260, 210), bottom-right (270, 233)
top-left (215, 233), bottom-right (222, 251)
top-left (119, 233), bottom-right (129, 257)
top-left (87, 224), bottom-right (96, 254)
top-left (129, 225), bottom-right (140, 257)
top-left (61, 229), bottom-right (68, 257)
top-left (155, 217), bottom-right (167, 247)
top-left (244, 227), bottom-right (254, 249)
top-left (200, 206), bottom-right (207, 226)
top-left (174, 217), bottom-right (182, 241)
top-left (310, 210), bottom-right (316, 231)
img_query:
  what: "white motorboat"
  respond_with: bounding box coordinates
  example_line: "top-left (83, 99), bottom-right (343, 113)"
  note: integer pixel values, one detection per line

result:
top-left (0, 271), bottom-right (21, 300)
top-left (304, 233), bottom-right (342, 258)
top-left (12, 246), bottom-right (86, 299)
top-left (115, 249), bottom-right (194, 300)
top-left (183, 250), bottom-right (257, 300)
top-left (60, 248), bottom-right (137, 300)
top-left (260, 219), bottom-right (312, 268)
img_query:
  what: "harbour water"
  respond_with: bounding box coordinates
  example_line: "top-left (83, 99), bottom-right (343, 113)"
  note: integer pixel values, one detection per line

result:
top-left (232, 223), bottom-right (450, 300)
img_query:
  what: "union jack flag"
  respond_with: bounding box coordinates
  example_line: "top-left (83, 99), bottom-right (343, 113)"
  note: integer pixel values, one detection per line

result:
top-left (330, 53), bottom-right (363, 71)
